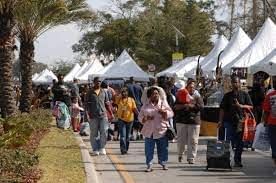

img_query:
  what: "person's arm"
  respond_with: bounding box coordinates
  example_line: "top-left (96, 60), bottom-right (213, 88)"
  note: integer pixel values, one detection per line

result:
top-left (218, 94), bottom-right (226, 128)
top-left (262, 93), bottom-right (271, 125)
top-left (138, 106), bottom-right (147, 124)
top-left (158, 102), bottom-right (174, 120)
top-left (131, 99), bottom-right (139, 116)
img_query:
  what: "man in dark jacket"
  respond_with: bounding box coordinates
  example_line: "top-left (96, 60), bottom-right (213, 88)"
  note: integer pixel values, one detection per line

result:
top-left (218, 76), bottom-right (253, 167)
top-left (174, 79), bottom-right (204, 164)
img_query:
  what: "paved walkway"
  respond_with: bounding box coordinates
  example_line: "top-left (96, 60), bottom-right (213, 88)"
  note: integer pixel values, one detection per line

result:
top-left (81, 136), bottom-right (275, 183)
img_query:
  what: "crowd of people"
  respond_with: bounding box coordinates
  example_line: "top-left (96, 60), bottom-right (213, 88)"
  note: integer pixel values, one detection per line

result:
top-left (17, 73), bottom-right (276, 173)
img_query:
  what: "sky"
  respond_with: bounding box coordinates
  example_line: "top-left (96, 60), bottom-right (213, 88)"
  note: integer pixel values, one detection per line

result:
top-left (33, 0), bottom-right (110, 65)
top-left (33, 0), bottom-right (230, 66)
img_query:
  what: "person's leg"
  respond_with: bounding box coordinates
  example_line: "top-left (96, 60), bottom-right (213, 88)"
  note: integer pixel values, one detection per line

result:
top-left (234, 131), bottom-right (244, 166)
top-left (118, 120), bottom-right (127, 154)
top-left (187, 125), bottom-right (200, 163)
top-left (145, 136), bottom-right (155, 170)
top-left (176, 123), bottom-right (187, 162)
top-left (89, 118), bottom-right (100, 152)
top-left (98, 117), bottom-right (109, 152)
top-left (156, 136), bottom-right (169, 169)
top-left (268, 125), bottom-right (276, 174)
top-left (125, 121), bottom-right (133, 152)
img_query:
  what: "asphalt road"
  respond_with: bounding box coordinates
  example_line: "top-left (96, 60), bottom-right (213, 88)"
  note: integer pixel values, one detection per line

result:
top-left (82, 136), bottom-right (275, 183)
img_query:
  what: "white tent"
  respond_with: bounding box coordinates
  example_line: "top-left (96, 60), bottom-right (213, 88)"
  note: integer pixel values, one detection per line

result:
top-left (250, 49), bottom-right (276, 75)
top-left (64, 63), bottom-right (81, 82)
top-left (74, 61), bottom-right (89, 78)
top-left (186, 35), bottom-right (228, 78)
top-left (99, 50), bottom-right (150, 81)
top-left (203, 27), bottom-right (251, 76)
top-left (34, 69), bottom-right (57, 84)
top-left (94, 61), bottom-right (115, 76)
top-left (32, 73), bottom-right (40, 81)
top-left (156, 56), bottom-right (204, 78)
top-left (223, 18), bottom-right (276, 74)
top-left (77, 59), bottom-right (104, 82)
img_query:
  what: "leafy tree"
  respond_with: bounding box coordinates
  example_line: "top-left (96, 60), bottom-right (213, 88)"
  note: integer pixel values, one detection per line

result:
top-left (52, 60), bottom-right (74, 76)
top-left (0, 0), bottom-right (17, 117)
top-left (15, 0), bottom-right (94, 112)
top-left (73, 0), bottom-right (215, 72)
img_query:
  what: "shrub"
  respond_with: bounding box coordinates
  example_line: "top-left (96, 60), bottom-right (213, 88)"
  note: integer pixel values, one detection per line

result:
top-left (0, 109), bottom-right (52, 148)
top-left (0, 109), bottom-right (53, 182)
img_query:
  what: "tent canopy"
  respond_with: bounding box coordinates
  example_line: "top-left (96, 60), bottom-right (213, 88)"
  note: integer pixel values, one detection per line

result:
top-left (76, 59), bottom-right (104, 82)
top-left (250, 49), bottom-right (276, 75)
top-left (223, 18), bottom-right (276, 74)
top-left (204, 27), bottom-right (251, 76)
top-left (64, 63), bottom-right (81, 82)
top-left (157, 56), bottom-right (204, 79)
top-left (34, 69), bottom-right (57, 84)
top-left (96, 50), bottom-right (150, 81)
top-left (186, 35), bottom-right (228, 78)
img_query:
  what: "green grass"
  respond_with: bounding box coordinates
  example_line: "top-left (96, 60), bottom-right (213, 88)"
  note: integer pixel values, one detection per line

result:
top-left (37, 124), bottom-right (85, 183)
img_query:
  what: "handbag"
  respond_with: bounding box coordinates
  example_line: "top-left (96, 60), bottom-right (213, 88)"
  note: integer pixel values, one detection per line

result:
top-left (243, 109), bottom-right (257, 141)
top-left (166, 125), bottom-right (176, 140)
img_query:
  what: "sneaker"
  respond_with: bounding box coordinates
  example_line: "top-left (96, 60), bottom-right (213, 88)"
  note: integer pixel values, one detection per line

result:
top-left (273, 170), bottom-right (276, 176)
top-left (187, 159), bottom-right (194, 164)
top-left (162, 165), bottom-right (168, 170)
top-left (145, 164), bottom-right (153, 172)
top-left (99, 148), bottom-right (106, 155)
top-left (178, 156), bottom-right (183, 163)
top-left (91, 151), bottom-right (99, 156)
top-left (234, 162), bottom-right (243, 168)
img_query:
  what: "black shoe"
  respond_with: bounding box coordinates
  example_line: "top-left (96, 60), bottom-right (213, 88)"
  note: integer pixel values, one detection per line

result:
top-left (234, 162), bottom-right (243, 167)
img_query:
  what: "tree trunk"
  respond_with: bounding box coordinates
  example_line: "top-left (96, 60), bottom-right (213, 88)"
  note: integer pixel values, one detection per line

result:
top-left (0, 3), bottom-right (17, 118)
top-left (229, 0), bottom-right (236, 38)
top-left (19, 37), bottom-right (34, 113)
top-left (252, 0), bottom-right (258, 36)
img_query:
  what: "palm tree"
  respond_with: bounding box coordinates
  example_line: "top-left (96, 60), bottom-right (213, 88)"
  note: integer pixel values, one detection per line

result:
top-left (0, 0), bottom-right (17, 118)
top-left (16, 0), bottom-right (94, 112)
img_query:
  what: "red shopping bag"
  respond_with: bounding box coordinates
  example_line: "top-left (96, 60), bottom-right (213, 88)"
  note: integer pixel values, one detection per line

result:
top-left (243, 109), bottom-right (257, 142)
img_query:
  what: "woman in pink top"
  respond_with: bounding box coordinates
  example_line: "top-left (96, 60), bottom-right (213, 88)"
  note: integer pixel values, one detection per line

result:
top-left (71, 96), bottom-right (84, 132)
top-left (138, 86), bottom-right (174, 172)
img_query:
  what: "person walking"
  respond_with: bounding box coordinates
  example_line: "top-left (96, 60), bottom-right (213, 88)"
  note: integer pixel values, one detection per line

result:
top-left (115, 87), bottom-right (138, 154)
top-left (127, 77), bottom-right (143, 140)
top-left (138, 86), bottom-right (173, 172)
top-left (263, 76), bottom-right (276, 175)
top-left (218, 76), bottom-right (253, 167)
top-left (174, 79), bottom-right (204, 164)
top-left (70, 96), bottom-right (84, 132)
top-left (86, 77), bottom-right (111, 156)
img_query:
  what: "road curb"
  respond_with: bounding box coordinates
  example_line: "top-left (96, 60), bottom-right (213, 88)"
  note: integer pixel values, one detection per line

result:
top-left (74, 133), bottom-right (99, 183)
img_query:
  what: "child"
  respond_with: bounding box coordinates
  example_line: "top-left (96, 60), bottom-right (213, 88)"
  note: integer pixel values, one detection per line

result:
top-left (70, 97), bottom-right (84, 132)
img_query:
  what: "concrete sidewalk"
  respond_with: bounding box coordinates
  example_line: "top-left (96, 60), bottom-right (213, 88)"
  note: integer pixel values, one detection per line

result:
top-left (81, 136), bottom-right (275, 183)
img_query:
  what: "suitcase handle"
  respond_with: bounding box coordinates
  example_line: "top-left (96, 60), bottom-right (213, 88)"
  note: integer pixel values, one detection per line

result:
top-left (217, 128), bottom-right (227, 141)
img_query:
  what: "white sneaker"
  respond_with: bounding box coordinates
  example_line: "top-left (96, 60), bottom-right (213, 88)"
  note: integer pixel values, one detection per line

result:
top-left (92, 151), bottom-right (99, 156)
top-left (99, 148), bottom-right (106, 155)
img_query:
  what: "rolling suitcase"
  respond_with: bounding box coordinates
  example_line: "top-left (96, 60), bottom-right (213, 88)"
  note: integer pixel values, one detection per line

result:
top-left (206, 129), bottom-right (232, 170)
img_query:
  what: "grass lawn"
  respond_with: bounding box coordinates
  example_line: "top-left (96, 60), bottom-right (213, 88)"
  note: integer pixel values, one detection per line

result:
top-left (37, 124), bottom-right (85, 183)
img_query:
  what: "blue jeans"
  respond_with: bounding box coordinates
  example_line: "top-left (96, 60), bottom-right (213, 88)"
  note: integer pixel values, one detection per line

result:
top-left (89, 117), bottom-right (109, 151)
top-left (220, 122), bottom-right (244, 163)
top-left (145, 136), bottom-right (168, 166)
top-left (118, 119), bottom-right (133, 153)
